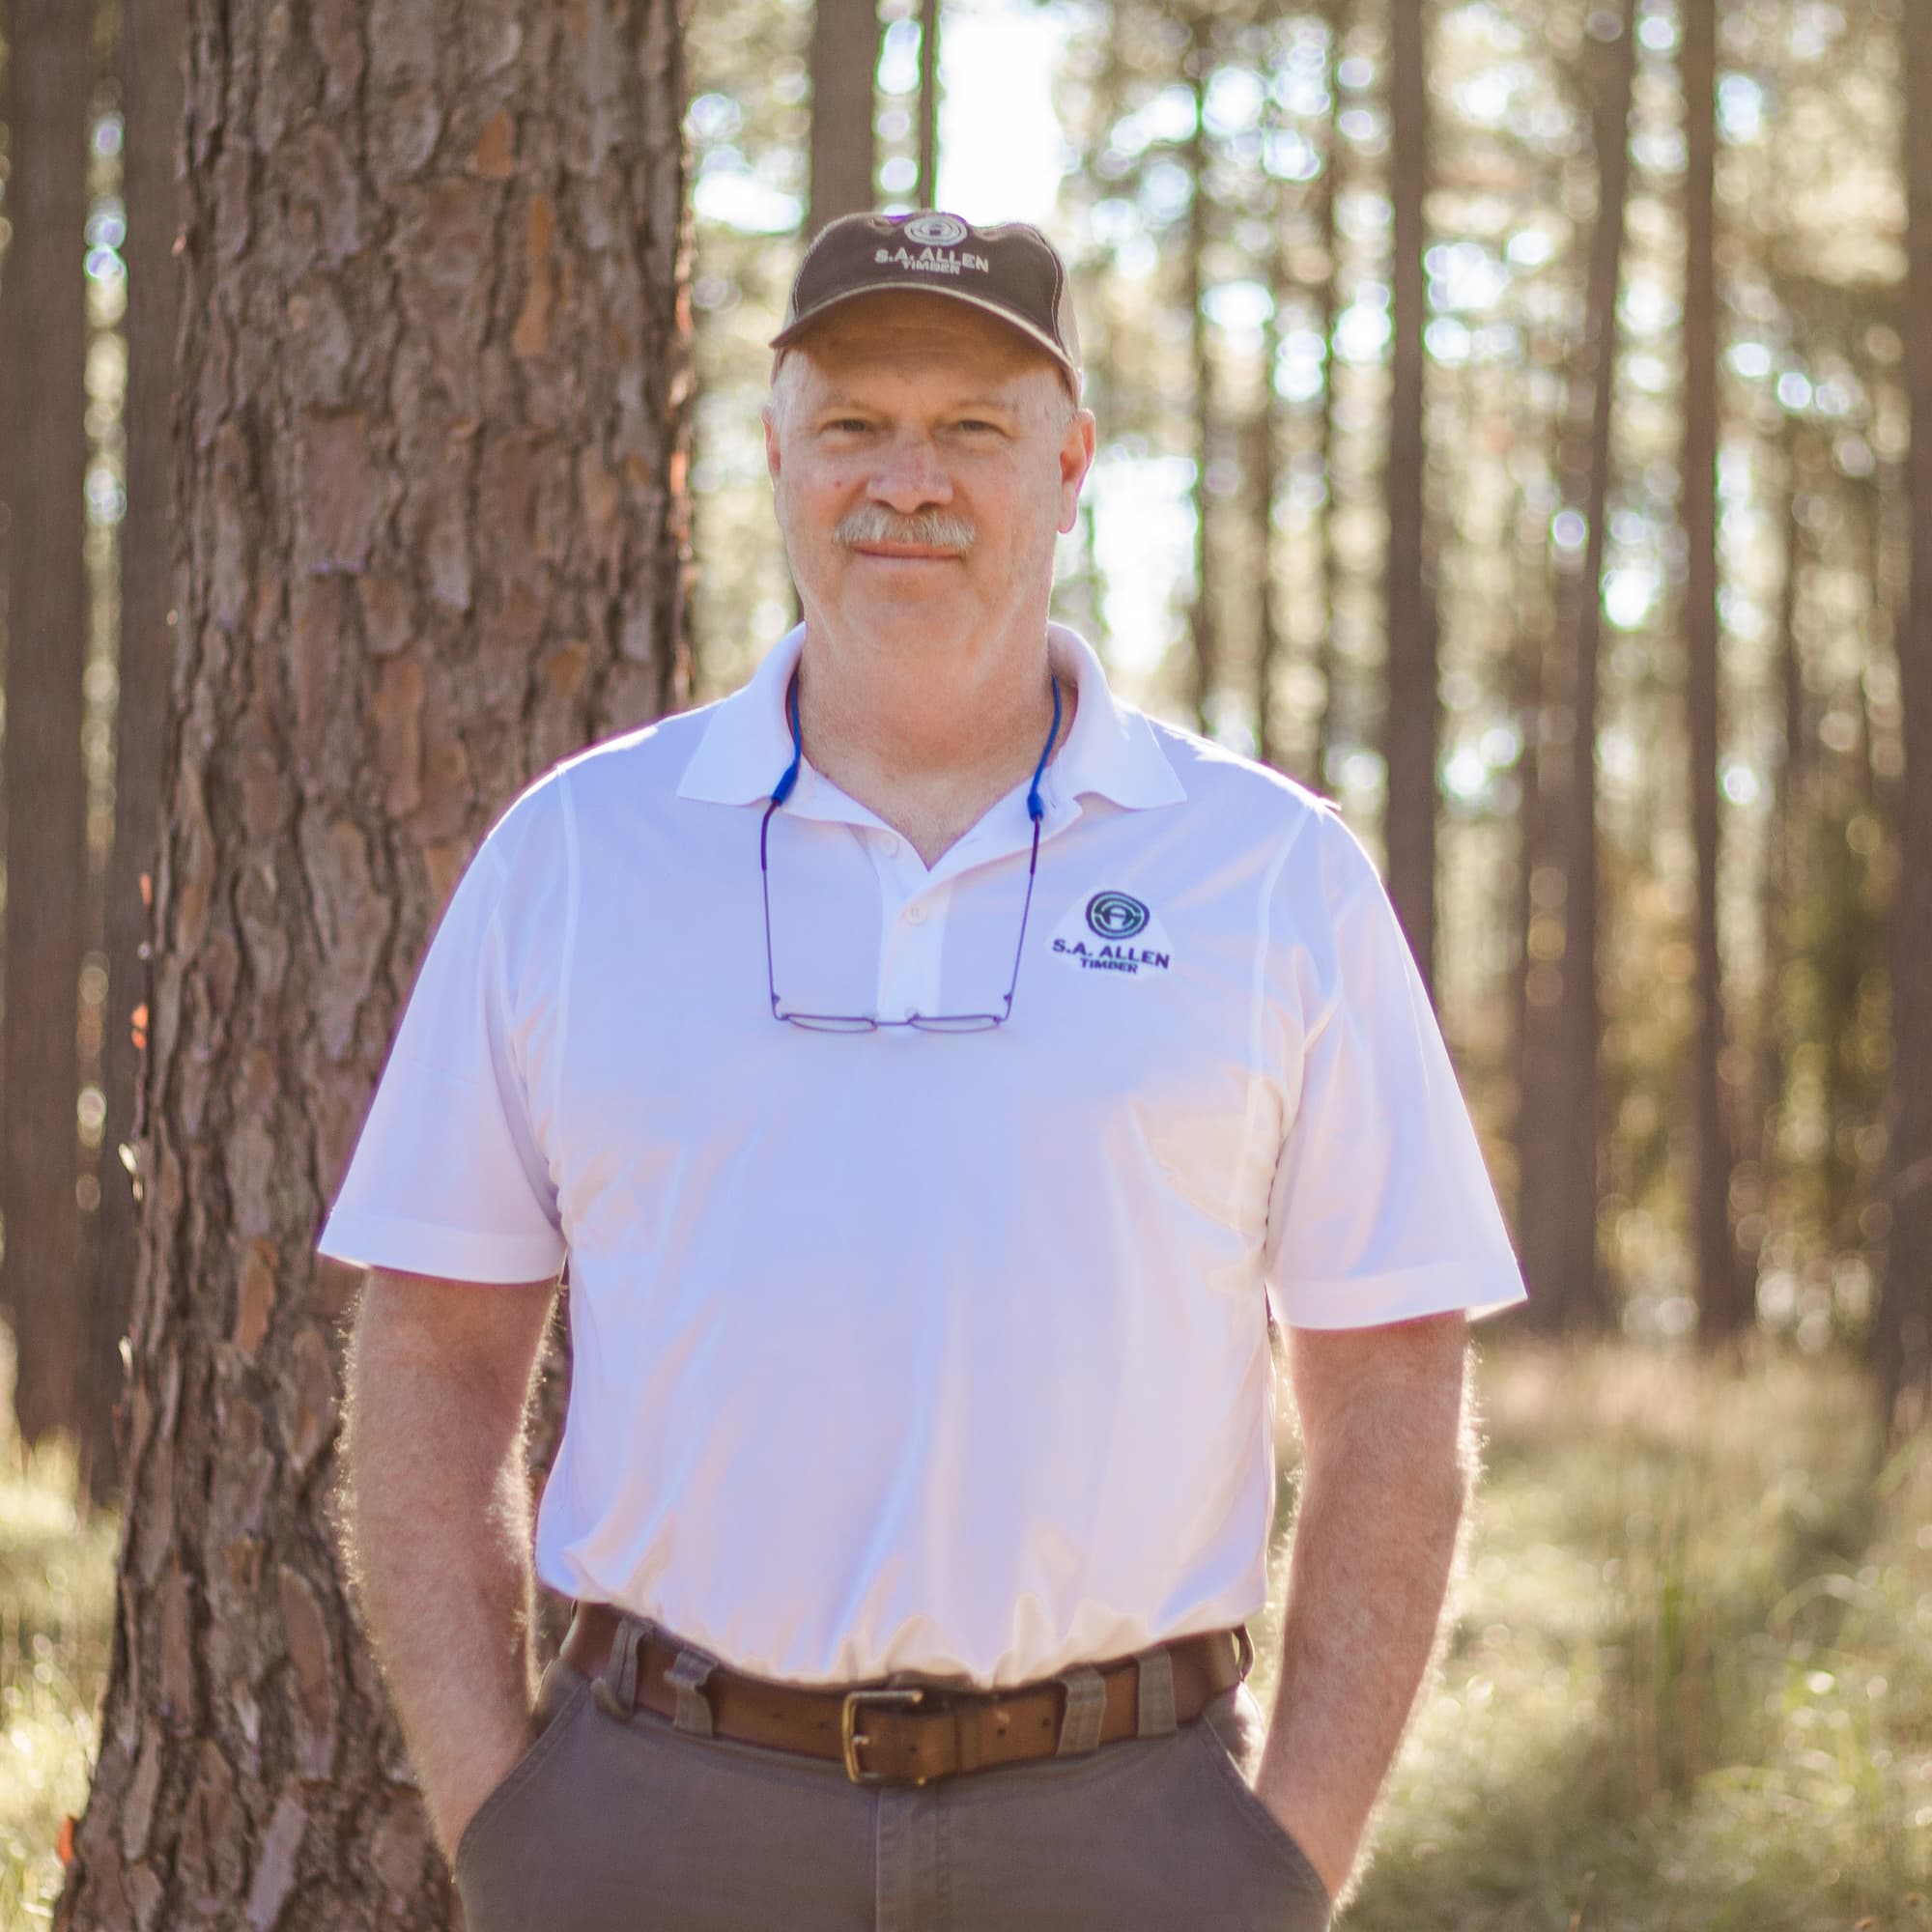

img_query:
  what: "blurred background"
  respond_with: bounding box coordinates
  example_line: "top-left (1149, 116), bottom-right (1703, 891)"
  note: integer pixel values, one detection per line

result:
top-left (1, 0), bottom-right (1930, 1924)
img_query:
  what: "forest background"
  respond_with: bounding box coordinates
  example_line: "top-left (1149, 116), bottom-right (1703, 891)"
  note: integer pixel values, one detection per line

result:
top-left (0, 0), bottom-right (1930, 1925)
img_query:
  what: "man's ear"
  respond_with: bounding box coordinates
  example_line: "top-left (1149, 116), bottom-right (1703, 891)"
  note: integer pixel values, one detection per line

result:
top-left (1058, 409), bottom-right (1097, 535)
top-left (764, 409), bottom-right (782, 486)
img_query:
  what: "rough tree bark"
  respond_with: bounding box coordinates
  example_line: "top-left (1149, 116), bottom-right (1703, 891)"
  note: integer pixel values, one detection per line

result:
top-left (1382, 0), bottom-right (1435, 985)
top-left (86, 0), bottom-right (190, 1505)
top-left (808, 0), bottom-right (879, 235)
top-left (53, 1), bottom-right (690, 1925)
top-left (0, 0), bottom-right (92, 1459)
top-left (1683, 0), bottom-right (1747, 1343)
top-left (1876, 0), bottom-right (1932, 1428)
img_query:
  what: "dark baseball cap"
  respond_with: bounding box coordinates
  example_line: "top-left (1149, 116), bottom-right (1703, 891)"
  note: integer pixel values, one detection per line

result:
top-left (771, 212), bottom-right (1082, 391)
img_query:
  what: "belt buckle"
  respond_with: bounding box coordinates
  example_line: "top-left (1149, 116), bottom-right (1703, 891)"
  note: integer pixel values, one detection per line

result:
top-left (840, 1686), bottom-right (927, 1785)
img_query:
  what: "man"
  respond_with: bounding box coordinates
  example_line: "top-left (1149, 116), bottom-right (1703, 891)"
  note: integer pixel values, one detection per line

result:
top-left (322, 212), bottom-right (1526, 1932)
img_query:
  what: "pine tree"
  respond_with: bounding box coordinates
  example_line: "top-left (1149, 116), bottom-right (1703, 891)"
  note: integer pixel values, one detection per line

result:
top-left (53, 1), bottom-right (690, 1920)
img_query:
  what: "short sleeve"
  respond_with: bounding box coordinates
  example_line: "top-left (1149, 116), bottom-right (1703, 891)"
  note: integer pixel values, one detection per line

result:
top-left (316, 828), bottom-right (566, 1286)
top-left (1264, 811), bottom-right (1527, 1328)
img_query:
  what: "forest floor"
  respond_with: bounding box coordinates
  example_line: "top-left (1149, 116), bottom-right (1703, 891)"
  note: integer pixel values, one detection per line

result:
top-left (2, 1341), bottom-right (1928, 1926)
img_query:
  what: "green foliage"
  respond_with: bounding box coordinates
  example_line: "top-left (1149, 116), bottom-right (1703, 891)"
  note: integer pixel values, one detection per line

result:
top-left (1332, 1344), bottom-right (1932, 1929)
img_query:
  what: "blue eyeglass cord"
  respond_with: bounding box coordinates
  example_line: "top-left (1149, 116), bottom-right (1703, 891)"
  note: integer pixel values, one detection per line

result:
top-left (771, 671), bottom-right (1062, 824)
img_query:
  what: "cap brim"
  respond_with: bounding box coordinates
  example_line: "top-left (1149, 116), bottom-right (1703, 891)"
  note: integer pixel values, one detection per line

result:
top-left (770, 282), bottom-right (1080, 387)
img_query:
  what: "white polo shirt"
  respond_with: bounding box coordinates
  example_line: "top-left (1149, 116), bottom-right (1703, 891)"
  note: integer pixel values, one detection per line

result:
top-left (318, 622), bottom-right (1525, 1688)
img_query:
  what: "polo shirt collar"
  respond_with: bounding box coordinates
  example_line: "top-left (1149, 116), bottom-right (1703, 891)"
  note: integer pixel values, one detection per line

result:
top-left (676, 622), bottom-right (1186, 814)
top-left (1041, 623), bottom-right (1187, 812)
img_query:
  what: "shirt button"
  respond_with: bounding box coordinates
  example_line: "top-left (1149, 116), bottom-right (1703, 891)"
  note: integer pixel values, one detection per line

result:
top-left (875, 831), bottom-right (900, 857)
top-left (904, 902), bottom-right (927, 925)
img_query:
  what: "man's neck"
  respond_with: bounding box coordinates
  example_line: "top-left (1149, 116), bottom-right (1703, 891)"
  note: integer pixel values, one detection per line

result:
top-left (792, 622), bottom-right (1076, 867)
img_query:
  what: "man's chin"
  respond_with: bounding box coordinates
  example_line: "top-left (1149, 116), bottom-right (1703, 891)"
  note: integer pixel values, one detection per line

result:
top-left (823, 592), bottom-right (981, 648)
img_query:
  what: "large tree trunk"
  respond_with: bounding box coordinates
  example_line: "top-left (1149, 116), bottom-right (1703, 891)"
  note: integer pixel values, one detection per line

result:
top-left (53, 1), bottom-right (690, 1924)
top-left (1550, 0), bottom-right (1636, 1332)
top-left (1382, 0), bottom-right (1435, 984)
top-left (1683, 0), bottom-right (1746, 1344)
top-left (1877, 0), bottom-right (1932, 1429)
top-left (808, 0), bottom-right (879, 235)
top-left (86, 0), bottom-right (189, 1505)
top-left (0, 0), bottom-right (93, 1458)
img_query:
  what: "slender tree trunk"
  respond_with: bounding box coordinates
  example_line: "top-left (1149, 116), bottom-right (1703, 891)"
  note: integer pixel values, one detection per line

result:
top-left (1684, 0), bottom-right (1746, 1343)
top-left (916, 0), bottom-right (941, 208)
top-left (1877, 0), bottom-right (1932, 1428)
top-left (1253, 261), bottom-right (1284, 770)
top-left (1510, 485), bottom-right (1562, 1283)
top-left (1382, 0), bottom-right (1435, 983)
top-left (1185, 14), bottom-right (1215, 734)
top-left (1509, 145), bottom-right (1573, 1321)
top-left (1551, 0), bottom-right (1636, 1331)
top-left (1312, 0), bottom-right (1347, 790)
top-left (1752, 423), bottom-right (1806, 1184)
top-left (808, 0), bottom-right (879, 235)
top-left (85, 0), bottom-right (189, 1505)
top-left (1252, 22), bottom-right (1293, 775)
top-left (53, 1), bottom-right (690, 1923)
top-left (0, 0), bottom-right (92, 1456)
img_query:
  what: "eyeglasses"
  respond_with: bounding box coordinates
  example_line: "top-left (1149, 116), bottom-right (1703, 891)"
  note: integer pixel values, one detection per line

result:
top-left (760, 672), bottom-right (1061, 1032)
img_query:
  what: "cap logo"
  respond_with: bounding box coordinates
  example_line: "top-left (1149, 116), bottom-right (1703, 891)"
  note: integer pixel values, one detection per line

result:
top-left (903, 213), bottom-right (969, 247)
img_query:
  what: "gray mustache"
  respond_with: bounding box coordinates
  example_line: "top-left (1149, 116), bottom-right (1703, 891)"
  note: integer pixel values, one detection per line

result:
top-left (834, 506), bottom-right (977, 553)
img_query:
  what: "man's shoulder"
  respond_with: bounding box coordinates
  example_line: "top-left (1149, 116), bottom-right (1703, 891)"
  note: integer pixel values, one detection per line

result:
top-left (542, 701), bottom-right (720, 803)
top-left (1134, 709), bottom-right (1341, 842)
top-left (473, 703), bottom-right (721, 873)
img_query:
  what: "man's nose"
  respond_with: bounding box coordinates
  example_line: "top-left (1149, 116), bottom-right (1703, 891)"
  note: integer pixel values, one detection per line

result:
top-left (867, 433), bottom-right (952, 512)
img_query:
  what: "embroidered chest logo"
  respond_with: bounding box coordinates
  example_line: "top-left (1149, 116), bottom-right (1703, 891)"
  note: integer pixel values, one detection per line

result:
top-left (1049, 891), bottom-right (1174, 976)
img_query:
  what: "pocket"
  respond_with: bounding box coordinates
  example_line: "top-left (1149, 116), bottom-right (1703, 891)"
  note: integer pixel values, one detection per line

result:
top-left (1189, 1715), bottom-right (1332, 1917)
top-left (452, 1660), bottom-right (592, 1877)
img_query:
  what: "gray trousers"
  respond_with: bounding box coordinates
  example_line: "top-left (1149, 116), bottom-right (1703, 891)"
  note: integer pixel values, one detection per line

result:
top-left (453, 1612), bottom-right (1331, 1931)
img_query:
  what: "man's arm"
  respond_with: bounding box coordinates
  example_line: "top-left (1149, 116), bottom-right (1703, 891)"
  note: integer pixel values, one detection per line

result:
top-left (336, 1265), bottom-right (560, 1864)
top-left (1252, 1310), bottom-right (1472, 1904)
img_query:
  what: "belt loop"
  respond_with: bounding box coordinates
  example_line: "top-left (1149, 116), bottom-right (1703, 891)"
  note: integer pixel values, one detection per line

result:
top-left (591, 1614), bottom-right (648, 1719)
top-left (1135, 1646), bottom-right (1177, 1738)
top-left (1054, 1664), bottom-right (1106, 1757)
top-left (667, 1646), bottom-right (717, 1736)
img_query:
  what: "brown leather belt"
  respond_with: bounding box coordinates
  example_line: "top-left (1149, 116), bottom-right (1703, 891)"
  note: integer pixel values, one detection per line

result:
top-left (560, 1602), bottom-right (1252, 1787)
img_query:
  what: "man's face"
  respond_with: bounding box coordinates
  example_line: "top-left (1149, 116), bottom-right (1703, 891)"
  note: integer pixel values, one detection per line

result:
top-left (764, 293), bottom-right (1096, 662)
